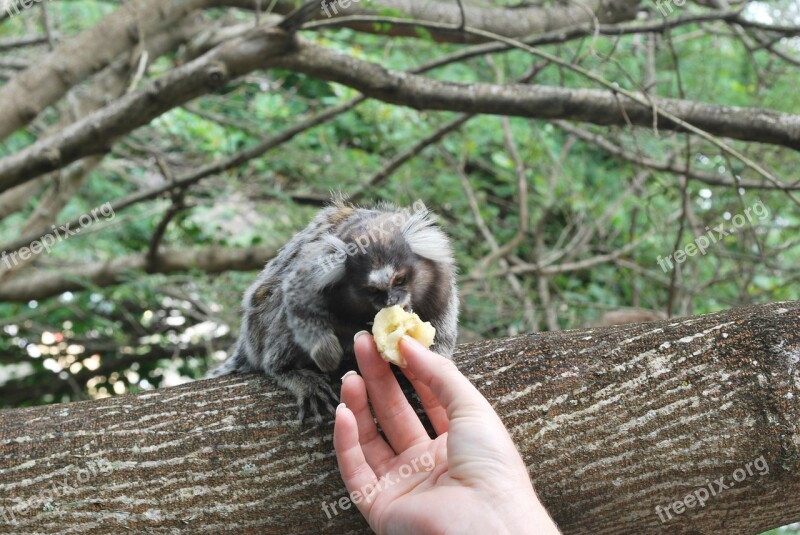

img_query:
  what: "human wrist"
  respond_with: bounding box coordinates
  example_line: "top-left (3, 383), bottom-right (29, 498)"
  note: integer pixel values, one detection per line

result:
top-left (490, 486), bottom-right (560, 535)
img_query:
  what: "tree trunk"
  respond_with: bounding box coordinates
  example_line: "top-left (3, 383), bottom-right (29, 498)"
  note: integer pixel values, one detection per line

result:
top-left (0, 301), bottom-right (798, 534)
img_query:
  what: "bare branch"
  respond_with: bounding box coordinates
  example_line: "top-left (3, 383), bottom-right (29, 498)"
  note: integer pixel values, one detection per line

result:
top-left (221, 0), bottom-right (641, 41)
top-left (3, 27), bottom-right (797, 196)
top-left (350, 114), bottom-right (472, 202)
top-left (0, 35), bottom-right (52, 51)
top-left (0, 0), bottom-right (213, 142)
top-left (273, 34), bottom-right (800, 150)
top-left (477, 116), bottom-right (529, 268)
top-left (552, 121), bottom-right (800, 190)
top-left (0, 244), bottom-right (279, 303)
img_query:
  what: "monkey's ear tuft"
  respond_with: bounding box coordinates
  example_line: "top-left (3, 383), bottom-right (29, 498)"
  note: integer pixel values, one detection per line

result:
top-left (375, 199), bottom-right (399, 213)
top-left (326, 206), bottom-right (355, 227)
top-left (401, 210), bottom-right (454, 265)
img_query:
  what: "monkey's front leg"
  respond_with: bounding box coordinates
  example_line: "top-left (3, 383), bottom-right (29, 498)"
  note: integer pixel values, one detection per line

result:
top-left (278, 293), bottom-right (344, 424)
top-left (286, 309), bottom-right (344, 373)
top-left (278, 248), bottom-right (349, 423)
top-left (281, 250), bottom-right (347, 374)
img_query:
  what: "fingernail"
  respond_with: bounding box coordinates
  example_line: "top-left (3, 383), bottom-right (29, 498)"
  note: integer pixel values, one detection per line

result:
top-left (354, 330), bottom-right (369, 343)
top-left (336, 402), bottom-right (346, 412)
top-left (341, 370), bottom-right (358, 382)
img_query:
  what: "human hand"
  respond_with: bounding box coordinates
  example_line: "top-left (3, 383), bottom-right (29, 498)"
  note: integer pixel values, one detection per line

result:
top-left (333, 332), bottom-right (560, 535)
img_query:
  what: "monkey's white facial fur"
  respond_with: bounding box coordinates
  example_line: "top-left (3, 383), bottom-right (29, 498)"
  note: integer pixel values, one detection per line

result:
top-left (367, 265), bottom-right (394, 287)
top-left (367, 265), bottom-right (412, 311)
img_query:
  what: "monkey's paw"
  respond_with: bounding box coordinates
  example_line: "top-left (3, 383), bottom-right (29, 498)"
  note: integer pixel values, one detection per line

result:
top-left (291, 369), bottom-right (339, 425)
top-left (310, 332), bottom-right (343, 373)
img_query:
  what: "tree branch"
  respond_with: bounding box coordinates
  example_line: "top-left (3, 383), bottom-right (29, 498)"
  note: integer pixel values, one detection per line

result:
top-left (0, 95), bottom-right (361, 258)
top-left (0, 35), bottom-right (52, 51)
top-left (218, 0), bottom-right (641, 42)
top-left (275, 35), bottom-right (800, 146)
top-left (0, 300), bottom-right (797, 533)
top-left (552, 120), bottom-right (800, 190)
top-left (0, 245), bottom-right (279, 303)
top-left (0, 0), bottom-right (212, 142)
top-left (0, 26), bottom-right (296, 194)
top-left (2, 27), bottom-right (797, 195)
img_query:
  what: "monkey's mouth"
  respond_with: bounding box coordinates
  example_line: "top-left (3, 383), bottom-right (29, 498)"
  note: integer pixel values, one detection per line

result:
top-left (365, 307), bottom-right (414, 328)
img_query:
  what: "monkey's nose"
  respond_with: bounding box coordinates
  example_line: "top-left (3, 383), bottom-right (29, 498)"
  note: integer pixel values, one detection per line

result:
top-left (387, 294), bottom-right (411, 311)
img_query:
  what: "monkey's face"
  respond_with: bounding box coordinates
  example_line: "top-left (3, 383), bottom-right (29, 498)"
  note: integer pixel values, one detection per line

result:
top-left (364, 265), bottom-right (412, 312)
top-left (328, 238), bottom-right (419, 327)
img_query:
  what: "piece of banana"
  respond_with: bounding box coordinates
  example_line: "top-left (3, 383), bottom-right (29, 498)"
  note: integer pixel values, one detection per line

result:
top-left (371, 305), bottom-right (436, 367)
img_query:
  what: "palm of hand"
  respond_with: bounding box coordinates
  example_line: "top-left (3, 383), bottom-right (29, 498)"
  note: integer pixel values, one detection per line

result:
top-left (365, 435), bottom-right (502, 535)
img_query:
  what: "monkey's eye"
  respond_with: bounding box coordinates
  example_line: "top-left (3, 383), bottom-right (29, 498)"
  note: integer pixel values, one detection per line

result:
top-left (393, 274), bottom-right (406, 286)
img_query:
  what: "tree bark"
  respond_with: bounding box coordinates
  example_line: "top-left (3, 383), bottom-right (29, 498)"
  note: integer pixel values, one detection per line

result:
top-left (0, 300), bottom-right (798, 534)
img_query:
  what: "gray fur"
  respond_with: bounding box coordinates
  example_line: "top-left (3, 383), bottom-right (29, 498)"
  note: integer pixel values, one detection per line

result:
top-left (206, 199), bottom-right (459, 424)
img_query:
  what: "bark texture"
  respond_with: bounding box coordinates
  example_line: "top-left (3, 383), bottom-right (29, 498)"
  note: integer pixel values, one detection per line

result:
top-left (0, 301), bottom-right (798, 534)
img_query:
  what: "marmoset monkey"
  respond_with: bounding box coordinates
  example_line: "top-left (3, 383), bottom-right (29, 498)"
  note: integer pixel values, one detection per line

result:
top-left (207, 198), bottom-right (459, 423)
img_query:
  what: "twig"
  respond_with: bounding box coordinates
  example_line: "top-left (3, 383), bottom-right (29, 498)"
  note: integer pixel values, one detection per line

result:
top-left (350, 114), bottom-right (472, 202)
top-left (0, 35), bottom-right (51, 51)
top-left (39, 3), bottom-right (55, 51)
top-left (444, 148), bottom-right (538, 333)
top-left (126, 50), bottom-right (149, 94)
top-left (305, 15), bottom-right (792, 199)
top-left (279, 0), bottom-right (331, 33)
top-left (551, 121), bottom-right (800, 191)
top-left (454, 0), bottom-right (465, 31)
top-left (477, 116), bottom-right (529, 269)
top-left (146, 158), bottom-right (187, 272)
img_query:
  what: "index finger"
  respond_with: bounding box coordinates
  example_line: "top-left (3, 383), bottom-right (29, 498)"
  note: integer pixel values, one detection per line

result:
top-left (354, 334), bottom-right (430, 453)
top-left (399, 336), bottom-right (495, 421)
